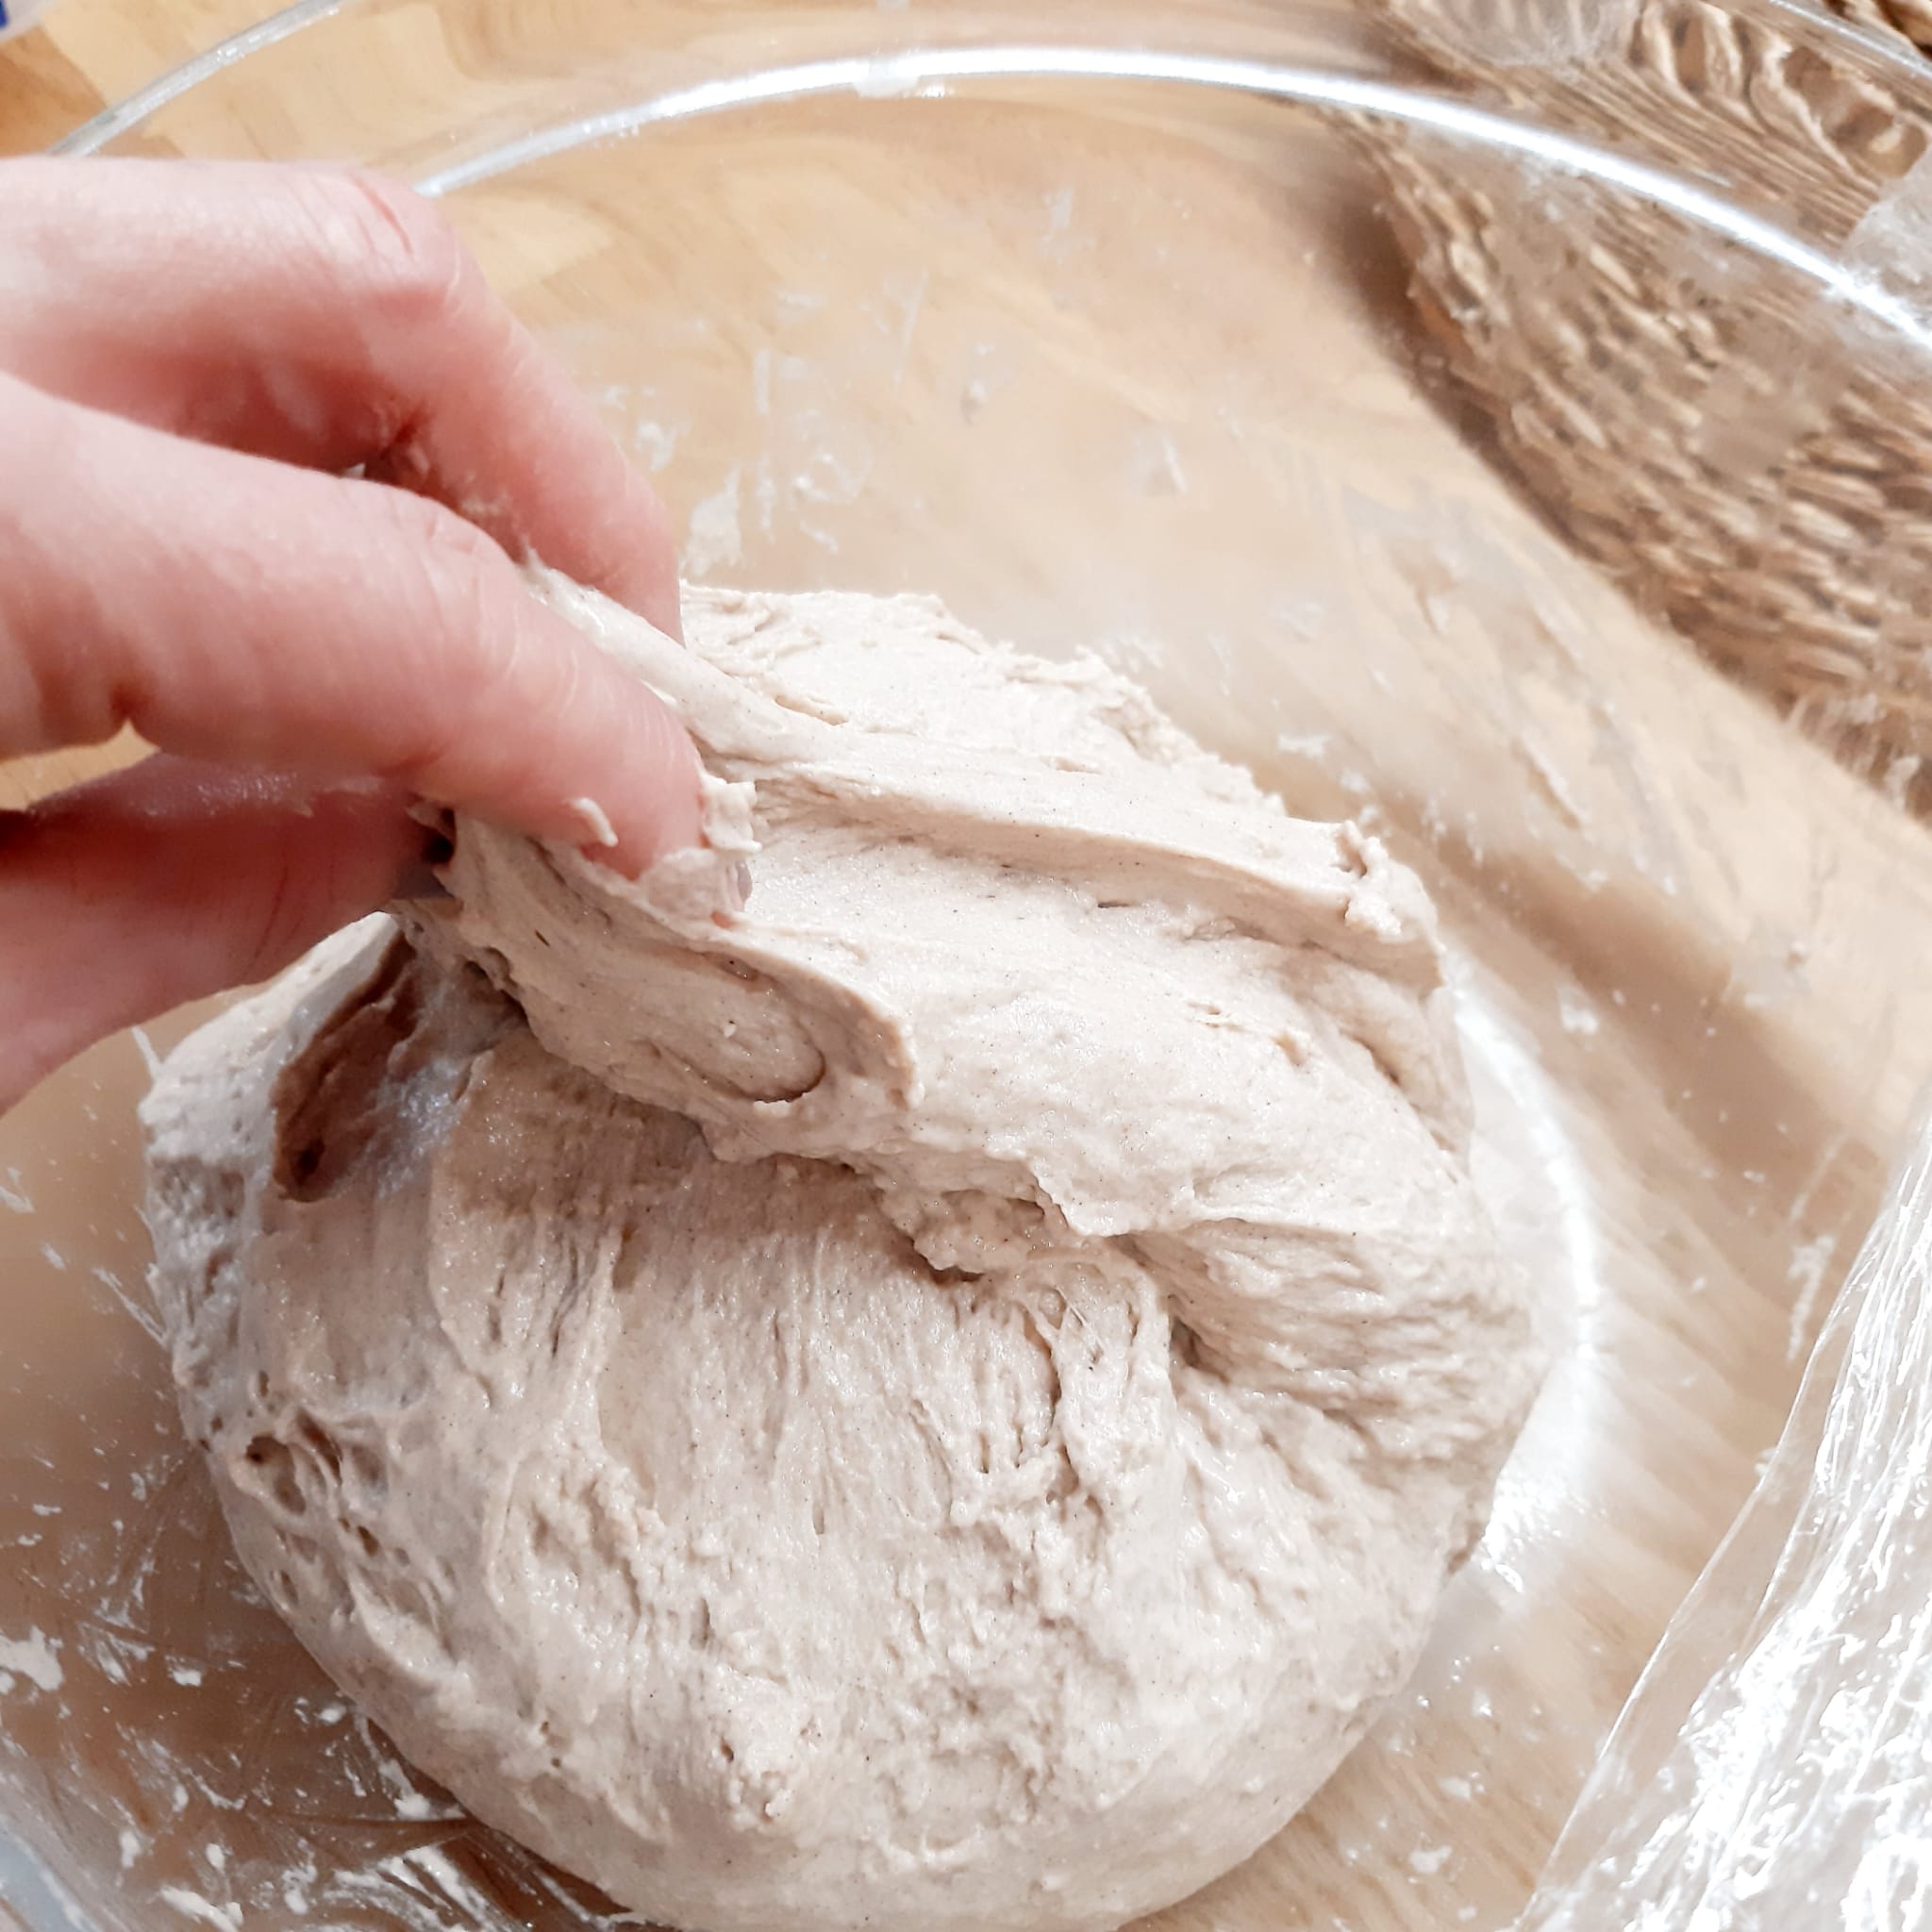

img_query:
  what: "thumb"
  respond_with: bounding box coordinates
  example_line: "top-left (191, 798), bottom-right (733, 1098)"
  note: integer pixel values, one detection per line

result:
top-left (1, 755), bottom-right (428, 1111)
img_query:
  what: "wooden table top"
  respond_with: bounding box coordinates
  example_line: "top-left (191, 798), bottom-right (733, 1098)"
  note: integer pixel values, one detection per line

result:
top-left (0, 0), bottom-right (267, 156)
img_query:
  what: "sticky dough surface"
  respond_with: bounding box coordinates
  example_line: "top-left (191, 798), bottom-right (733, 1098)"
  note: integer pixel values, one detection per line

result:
top-left (142, 580), bottom-right (1540, 1932)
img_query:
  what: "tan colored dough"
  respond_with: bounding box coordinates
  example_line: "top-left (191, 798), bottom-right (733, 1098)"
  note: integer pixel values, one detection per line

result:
top-left (142, 580), bottom-right (1540, 1932)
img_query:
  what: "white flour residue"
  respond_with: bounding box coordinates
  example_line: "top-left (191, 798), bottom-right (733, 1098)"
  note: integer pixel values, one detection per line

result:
top-left (1274, 729), bottom-right (1334, 760)
top-left (1127, 425), bottom-right (1189, 498)
top-left (632, 420), bottom-right (681, 474)
top-left (1557, 986), bottom-right (1601, 1038)
top-left (339, 1844), bottom-right (501, 1924)
top-left (133, 1025), bottom-right (164, 1081)
top-left (1454, 967), bottom-right (1600, 1585)
top-left (158, 1887), bottom-right (241, 1931)
top-left (871, 269), bottom-right (927, 397)
top-left (1785, 1232), bottom-right (1840, 1363)
top-left (90, 1260), bottom-right (165, 1344)
top-left (592, 379), bottom-right (687, 477)
top-left (1041, 185), bottom-right (1076, 258)
top-left (957, 341), bottom-right (1015, 426)
top-left (1882, 752), bottom-right (1922, 810)
top-left (1095, 629), bottom-right (1168, 680)
top-left (373, 1744), bottom-right (456, 1824)
top-left (684, 469), bottom-right (743, 576)
top-left (0, 1628), bottom-right (64, 1693)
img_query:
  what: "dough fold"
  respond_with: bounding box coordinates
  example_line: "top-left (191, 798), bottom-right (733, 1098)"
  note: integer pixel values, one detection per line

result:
top-left (142, 580), bottom-right (1539, 1932)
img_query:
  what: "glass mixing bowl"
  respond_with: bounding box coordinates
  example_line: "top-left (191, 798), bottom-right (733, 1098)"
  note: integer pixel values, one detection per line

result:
top-left (8, 1), bottom-right (1932, 1926)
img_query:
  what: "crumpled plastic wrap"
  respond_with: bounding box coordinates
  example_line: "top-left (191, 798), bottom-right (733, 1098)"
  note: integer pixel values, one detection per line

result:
top-left (1519, 1109), bottom-right (1932, 1931)
top-left (1362, 1), bottom-right (1932, 1901)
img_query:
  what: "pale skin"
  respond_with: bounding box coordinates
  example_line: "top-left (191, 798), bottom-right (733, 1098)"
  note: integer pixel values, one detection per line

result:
top-left (0, 158), bottom-right (707, 1111)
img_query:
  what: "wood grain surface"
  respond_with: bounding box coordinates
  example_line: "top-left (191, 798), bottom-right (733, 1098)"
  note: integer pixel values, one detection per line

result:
top-left (0, 0), bottom-right (265, 159)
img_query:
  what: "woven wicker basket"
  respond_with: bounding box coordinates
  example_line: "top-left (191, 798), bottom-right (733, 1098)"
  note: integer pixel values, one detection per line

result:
top-left (1374, 0), bottom-right (1932, 809)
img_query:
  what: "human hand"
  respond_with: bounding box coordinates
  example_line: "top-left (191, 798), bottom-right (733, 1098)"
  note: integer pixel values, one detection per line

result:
top-left (0, 158), bottom-right (703, 1111)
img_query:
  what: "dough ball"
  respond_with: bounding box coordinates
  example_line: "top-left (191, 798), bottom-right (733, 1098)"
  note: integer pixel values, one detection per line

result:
top-left (142, 584), bottom-right (1540, 1932)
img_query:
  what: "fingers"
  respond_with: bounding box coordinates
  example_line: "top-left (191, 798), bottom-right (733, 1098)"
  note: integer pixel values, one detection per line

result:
top-left (0, 756), bottom-right (426, 1114)
top-left (0, 158), bottom-right (679, 637)
top-left (0, 374), bottom-right (704, 875)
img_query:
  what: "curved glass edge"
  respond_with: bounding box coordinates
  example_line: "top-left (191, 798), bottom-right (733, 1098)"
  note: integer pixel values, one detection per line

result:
top-left (1522, 1101), bottom-right (1932, 1927)
top-left (51, 8), bottom-right (1932, 364)
top-left (53, 0), bottom-right (1932, 172)
top-left (392, 43), bottom-right (1932, 360)
top-left (51, 0), bottom-right (347, 156)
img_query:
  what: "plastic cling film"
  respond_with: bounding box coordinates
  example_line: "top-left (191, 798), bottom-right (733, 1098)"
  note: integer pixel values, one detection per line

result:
top-left (1519, 1109), bottom-right (1932, 1932)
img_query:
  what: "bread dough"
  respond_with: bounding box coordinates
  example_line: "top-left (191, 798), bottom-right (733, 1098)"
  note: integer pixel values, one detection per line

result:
top-left (142, 580), bottom-right (1540, 1932)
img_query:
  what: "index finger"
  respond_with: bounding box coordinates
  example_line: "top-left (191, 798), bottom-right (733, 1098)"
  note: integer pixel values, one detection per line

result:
top-left (0, 375), bottom-right (702, 876)
top-left (0, 158), bottom-right (680, 637)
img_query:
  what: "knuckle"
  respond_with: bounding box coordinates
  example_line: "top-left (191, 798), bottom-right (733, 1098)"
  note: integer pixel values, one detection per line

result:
top-left (431, 552), bottom-right (519, 690)
top-left (366, 494), bottom-right (533, 769)
top-left (304, 168), bottom-right (473, 331)
top-left (374, 478), bottom-right (496, 565)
